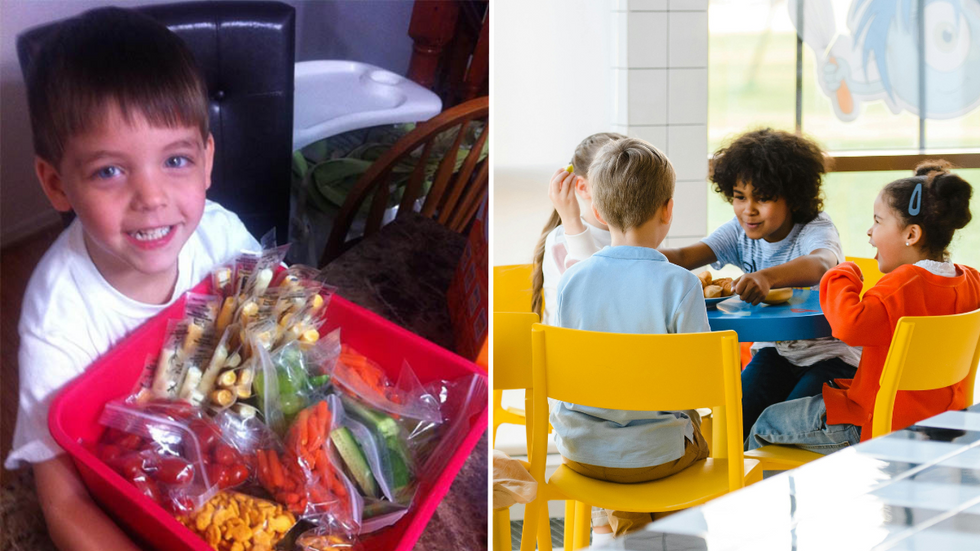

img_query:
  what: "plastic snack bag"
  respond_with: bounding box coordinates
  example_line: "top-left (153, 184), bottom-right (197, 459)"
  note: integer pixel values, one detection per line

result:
top-left (97, 400), bottom-right (218, 514)
top-left (330, 348), bottom-right (441, 423)
top-left (176, 491), bottom-right (297, 551)
top-left (254, 396), bottom-right (361, 537)
top-left (306, 328), bottom-right (342, 390)
top-left (195, 323), bottom-right (244, 407)
top-left (149, 293), bottom-right (221, 400)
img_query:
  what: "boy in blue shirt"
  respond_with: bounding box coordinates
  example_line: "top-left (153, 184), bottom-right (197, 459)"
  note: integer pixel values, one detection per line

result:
top-left (553, 138), bottom-right (711, 541)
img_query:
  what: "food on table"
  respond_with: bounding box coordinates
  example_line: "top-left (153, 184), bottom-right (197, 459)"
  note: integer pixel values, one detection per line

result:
top-left (762, 288), bottom-right (793, 305)
top-left (698, 271), bottom-right (735, 298)
top-left (714, 277), bottom-right (734, 296)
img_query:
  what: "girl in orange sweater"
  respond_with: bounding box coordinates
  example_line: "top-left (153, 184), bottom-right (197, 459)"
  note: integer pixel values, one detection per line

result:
top-left (746, 161), bottom-right (979, 452)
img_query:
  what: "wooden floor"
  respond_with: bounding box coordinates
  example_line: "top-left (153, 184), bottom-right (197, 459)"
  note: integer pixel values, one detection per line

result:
top-left (1, 224), bottom-right (62, 484)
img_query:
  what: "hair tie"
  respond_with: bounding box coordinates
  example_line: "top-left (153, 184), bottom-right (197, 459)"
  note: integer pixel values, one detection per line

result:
top-left (909, 182), bottom-right (922, 216)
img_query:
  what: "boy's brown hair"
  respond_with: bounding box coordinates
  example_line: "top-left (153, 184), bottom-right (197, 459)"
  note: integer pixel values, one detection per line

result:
top-left (588, 138), bottom-right (675, 231)
top-left (25, 7), bottom-right (209, 167)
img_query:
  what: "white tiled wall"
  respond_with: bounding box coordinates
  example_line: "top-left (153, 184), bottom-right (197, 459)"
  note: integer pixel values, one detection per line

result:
top-left (612, 0), bottom-right (708, 242)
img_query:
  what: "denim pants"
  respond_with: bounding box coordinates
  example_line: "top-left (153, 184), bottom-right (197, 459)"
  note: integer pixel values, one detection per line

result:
top-left (745, 394), bottom-right (862, 453)
top-left (741, 347), bottom-right (857, 437)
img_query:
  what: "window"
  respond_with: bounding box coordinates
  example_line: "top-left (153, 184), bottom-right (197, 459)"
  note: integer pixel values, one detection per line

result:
top-left (708, 0), bottom-right (980, 267)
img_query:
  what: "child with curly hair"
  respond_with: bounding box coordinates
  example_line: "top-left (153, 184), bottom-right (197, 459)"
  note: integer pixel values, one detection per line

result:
top-left (660, 128), bottom-right (858, 437)
top-left (746, 161), bottom-right (979, 451)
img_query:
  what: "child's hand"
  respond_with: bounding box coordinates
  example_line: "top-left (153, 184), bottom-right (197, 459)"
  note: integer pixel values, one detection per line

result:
top-left (549, 168), bottom-right (585, 234)
top-left (734, 272), bottom-right (771, 306)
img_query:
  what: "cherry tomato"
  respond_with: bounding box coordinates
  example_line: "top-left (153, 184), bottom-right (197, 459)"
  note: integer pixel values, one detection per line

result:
top-left (155, 457), bottom-right (195, 486)
top-left (117, 433), bottom-right (143, 451)
top-left (131, 475), bottom-right (162, 504)
top-left (213, 443), bottom-right (240, 466)
top-left (188, 419), bottom-right (220, 455)
top-left (227, 463), bottom-right (249, 487)
top-left (119, 454), bottom-right (146, 479)
top-left (208, 464), bottom-right (230, 489)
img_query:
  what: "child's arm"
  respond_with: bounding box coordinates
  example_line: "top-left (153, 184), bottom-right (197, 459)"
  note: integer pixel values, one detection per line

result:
top-left (735, 248), bottom-right (839, 305)
top-left (659, 242), bottom-right (718, 270)
top-left (548, 168), bottom-right (601, 265)
top-left (818, 261), bottom-right (894, 347)
top-left (548, 167), bottom-right (585, 236)
top-left (34, 455), bottom-right (144, 551)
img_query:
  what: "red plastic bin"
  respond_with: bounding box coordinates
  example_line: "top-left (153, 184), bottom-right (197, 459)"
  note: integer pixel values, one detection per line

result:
top-left (49, 283), bottom-right (488, 551)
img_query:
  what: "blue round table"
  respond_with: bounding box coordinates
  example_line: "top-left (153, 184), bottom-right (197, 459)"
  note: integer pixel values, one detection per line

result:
top-left (706, 289), bottom-right (832, 341)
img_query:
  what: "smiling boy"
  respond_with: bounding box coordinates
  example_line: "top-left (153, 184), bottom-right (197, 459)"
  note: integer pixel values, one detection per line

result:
top-left (659, 128), bottom-right (858, 438)
top-left (4, 9), bottom-right (259, 549)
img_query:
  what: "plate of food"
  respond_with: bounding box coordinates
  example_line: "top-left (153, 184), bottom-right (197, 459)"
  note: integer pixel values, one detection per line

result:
top-left (698, 271), bottom-right (735, 309)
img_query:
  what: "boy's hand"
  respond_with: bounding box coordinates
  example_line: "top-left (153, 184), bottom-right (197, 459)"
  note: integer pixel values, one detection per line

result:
top-left (549, 168), bottom-right (585, 235)
top-left (734, 272), bottom-right (771, 306)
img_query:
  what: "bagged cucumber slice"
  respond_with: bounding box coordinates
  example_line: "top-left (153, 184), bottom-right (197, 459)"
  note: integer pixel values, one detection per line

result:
top-left (330, 426), bottom-right (380, 499)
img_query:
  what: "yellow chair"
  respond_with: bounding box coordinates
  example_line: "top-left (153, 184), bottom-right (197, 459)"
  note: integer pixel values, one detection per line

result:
top-left (493, 312), bottom-right (553, 551)
top-left (521, 325), bottom-right (762, 551)
top-left (872, 309), bottom-right (980, 437)
top-left (494, 264), bottom-right (534, 313)
top-left (746, 307), bottom-right (980, 474)
top-left (845, 256), bottom-right (885, 297)
top-left (493, 264), bottom-right (548, 447)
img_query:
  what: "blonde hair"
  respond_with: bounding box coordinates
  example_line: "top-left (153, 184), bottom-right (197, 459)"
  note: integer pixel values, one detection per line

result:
top-left (589, 138), bottom-right (675, 231)
top-left (531, 132), bottom-right (626, 318)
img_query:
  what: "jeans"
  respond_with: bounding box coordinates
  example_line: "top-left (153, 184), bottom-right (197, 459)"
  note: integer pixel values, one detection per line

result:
top-left (745, 394), bottom-right (862, 453)
top-left (741, 347), bottom-right (857, 437)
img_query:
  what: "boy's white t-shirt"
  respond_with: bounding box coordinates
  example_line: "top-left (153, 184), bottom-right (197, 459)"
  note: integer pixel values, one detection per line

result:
top-left (4, 200), bottom-right (260, 469)
top-left (541, 218), bottom-right (611, 325)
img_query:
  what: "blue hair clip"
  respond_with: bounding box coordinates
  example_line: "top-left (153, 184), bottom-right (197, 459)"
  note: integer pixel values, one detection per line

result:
top-left (909, 182), bottom-right (922, 216)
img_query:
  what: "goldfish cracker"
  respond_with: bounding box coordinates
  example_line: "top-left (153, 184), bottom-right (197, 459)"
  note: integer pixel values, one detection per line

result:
top-left (177, 492), bottom-right (297, 551)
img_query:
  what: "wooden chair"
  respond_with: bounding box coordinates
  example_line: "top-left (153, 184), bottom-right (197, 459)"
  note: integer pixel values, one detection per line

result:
top-left (319, 96), bottom-right (488, 265)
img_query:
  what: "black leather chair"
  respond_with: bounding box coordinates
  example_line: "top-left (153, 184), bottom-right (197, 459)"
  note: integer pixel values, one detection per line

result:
top-left (17, 1), bottom-right (295, 241)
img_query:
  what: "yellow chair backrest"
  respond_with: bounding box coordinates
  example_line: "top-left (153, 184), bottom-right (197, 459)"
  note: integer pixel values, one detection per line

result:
top-left (494, 264), bottom-right (534, 313)
top-left (845, 256), bottom-right (885, 297)
top-left (494, 312), bottom-right (538, 392)
top-left (872, 308), bottom-right (980, 438)
top-left (529, 324), bottom-right (745, 491)
top-left (492, 312), bottom-right (538, 447)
